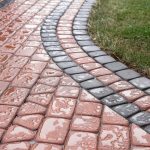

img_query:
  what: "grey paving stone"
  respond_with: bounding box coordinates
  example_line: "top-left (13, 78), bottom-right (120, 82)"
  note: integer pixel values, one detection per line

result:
top-left (95, 56), bottom-right (116, 64)
top-left (144, 125), bottom-right (150, 134)
top-left (145, 89), bottom-right (150, 95)
top-left (105, 62), bottom-right (128, 72)
top-left (101, 94), bottom-right (127, 107)
top-left (48, 51), bottom-right (66, 57)
top-left (41, 33), bottom-right (56, 38)
top-left (43, 42), bottom-right (59, 47)
top-left (65, 66), bottom-right (86, 75)
top-left (89, 51), bottom-right (106, 57)
top-left (74, 21), bottom-right (87, 26)
top-left (113, 103), bottom-right (140, 118)
top-left (75, 17), bottom-right (88, 22)
top-left (130, 77), bottom-right (150, 90)
top-left (129, 112), bottom-right (150, 126)
top-left (75, 35), bottom-right (91, 41)
top-left (57, 62), bottom-right (77, 69)
top-left (45, 46), bottom-right (62, 51)
top-left (78, 40), bottom-right (94, 46)
top-left (73, 30), bottom-right (88, 35)
top-left (80, 78), bottom-right (104, 89)
top-left (82, 46), bottom-right (100, 52)
top-left (72, 73), bottom-right (94, 82)
top-left (116, 69), bottom-right (141, 80)
top-left (73, 25), bottom-right (87, 30)
top-left (42, 37), bottom-right (58, 42)
top-left (89, 87), bottom-right (114, 99)
top-left (53, 56), bottom-right (72, 62)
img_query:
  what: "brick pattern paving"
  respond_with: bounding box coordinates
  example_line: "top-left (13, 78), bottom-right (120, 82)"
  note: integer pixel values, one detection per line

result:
top-left (0, 0), bottom-right (150, 149)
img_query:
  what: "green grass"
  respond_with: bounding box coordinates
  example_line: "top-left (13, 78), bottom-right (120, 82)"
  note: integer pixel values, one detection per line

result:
top-left (88, 0), bottom-right (150, 77)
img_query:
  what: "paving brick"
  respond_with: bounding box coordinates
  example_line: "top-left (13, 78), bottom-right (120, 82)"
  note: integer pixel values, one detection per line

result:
top-left (99, 125), bottom-right (129, 150)
top-left (0, 87), bottom-right (29, 106)
top-left (81, 62), bottom-right (101, 71)
top-left (65, 131), bottom-right (97, 150)
top-left (95, 55), bottom-right (116, 64)
top-left (102, 106), bottom-right (129, 126)
top-left (2, 125), bottom-right (35, 143)
top-left (36, 117), bottom-right (70, 144)
top-left (90, 67), bottom-right (112, 76)
top-left (47, 97), bottom-right (76, 119)
top-left (41, 68), bottom-right (63, 77)
top-left (72, 73), bottom-right (93, 82)
top-left (55, 86), bottom-right (79, 98)
top-left (0, 81), bottom-right (9, 95)
top-left (76, 101), bottom-right (102, 116)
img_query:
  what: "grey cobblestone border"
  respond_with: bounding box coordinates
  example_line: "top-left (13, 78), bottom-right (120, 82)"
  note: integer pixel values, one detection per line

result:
top-left (0, 0), bottom-right (14, 8)
top-left (41, 0), bottom-right (150, 133)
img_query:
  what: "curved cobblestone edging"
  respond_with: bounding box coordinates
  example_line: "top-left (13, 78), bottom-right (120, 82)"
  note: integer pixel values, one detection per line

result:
top-left (41, 0), bottom-right (150, 134)
top-left (0, 0), bottom-right (14, 8)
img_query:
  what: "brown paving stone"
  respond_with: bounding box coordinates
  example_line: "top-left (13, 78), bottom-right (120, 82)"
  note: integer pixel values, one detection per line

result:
top-left (65, 47), bottom-right (83, 53)
top-left (65, 131), bottom-right (97, 150)
top-left (60, 76), bottom-right (79, 87)
top-left (0, 81), bottom-right (9, 95)
top-left (0, 87), bottom-right (29, 106)
top-left (80, 89), bottom-right (99, 103)
top-left (22, 61), bottom-right (47, 74)
top-left (36, 117), bottom-right (70, 144)
top-left (134, 96), bottom-right (150, 110)
top-left (2, 125), bottom-right (35, 143)
top-left (81, 62), bottom-right (102, 71)
top-left (1, 43), bottom-right (21, 53)
top-left (27, 93), bottom-right (53, 106)
top-left (55, 86), bottom-right (80, 98)
top-left (0, 53), bottom-right (12, 65)
top-left (75, 57), bottom-right (95, 64)
top-left (109, 80), bottom-right (134, 92)
top-left (47, 97), bottom-right (76, 119)
top-left (41, 68), bottom-right (63, 77)
top-left (61, 43), bottom-right (78, 49)
top-left (38, 77), bottom-right (60, 87)
top-left (5, 55), bottom-right (29, 68)
top-left (119, 89), bottom-right (145, 102)
top-left (0, 105), bottom-right (18, 128)
top-left (102, 106), bottom-right (129, 126)
top-left (76, 101), bottom-right (102, 117)
top-left (131, 124), bottom-right (150, 147)
top-left (31, 143), bottom-right (62, 150)
top-left (0, 67), bottom-right (20, 82)
top-left (16, 46), bottom-right (37, 56)
top-left (99, 125), bottom-right (130, 150)
top-left (98, 74), bottom-right (121, 85)
top-left (31, 53), bottom-right (50, 61)
top-left (18, 102), bottom-right (46, 116)
top-left (31, 83), bottom-right (55, 94)
top-left (13, 114), bottom-right (43, 130)
top-left (0, 142), bottom-right (30, 150)
top-left (71, 115), bottom-right (100, 132)
top-left (90, 67), bottom-right (112, 76)
top-left (12, 71), bottom-right (39, 88)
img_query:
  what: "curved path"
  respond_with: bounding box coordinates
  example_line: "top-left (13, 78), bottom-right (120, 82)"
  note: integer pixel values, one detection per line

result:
top-left (0, 0), bottom-right (150, 149)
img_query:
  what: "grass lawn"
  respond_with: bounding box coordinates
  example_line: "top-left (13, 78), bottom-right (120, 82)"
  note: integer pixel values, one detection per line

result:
top-left (88, 0), bottom-right (150, 77)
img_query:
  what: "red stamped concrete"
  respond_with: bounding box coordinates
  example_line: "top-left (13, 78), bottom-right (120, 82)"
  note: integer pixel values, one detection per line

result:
top-left (0, 0), bottom-right (149, 149)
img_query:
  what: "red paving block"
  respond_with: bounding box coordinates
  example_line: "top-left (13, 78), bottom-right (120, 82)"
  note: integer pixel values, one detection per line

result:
top-left (55, 86), bottom-right (80, 98)
top-left (13, 114), bottom-right (43, 130)
top-left (75, 57), bottom-right (95, 64)
top-left (0, 105), bottom-right (18, 128)
top-left (69, 52), bottom-right (88, 59)
top-left (27, 93), bottom-right (53, 106)
top-left (119, 89), bottom-right (145, 102)
top-left (131, 124), bottom-right (150, 147)
top-left (0, 129), bottom-right (5, 141)
top-left (0, 87), bottom-right (29, 106)
top-left (81, 62), bottom-right (102, 71)
top-left (134, 96), bottom-right (150, 110)
top-left (76, 101), bottom-right (102, 117)
top-left (0, 53), bottom-right (12, 65)
top-left (12, 71), bottom-right (39, 88)
top-left (36, 117), bottom-right (70, 144)
top-left (90, 67), bottom-right (112, 76)
top-left (2, 125), bottom-right (35, 143)
top-left (31, 53), bottom-right (50, 61)
top-left (99, 125), bottom-right (130, 150)
top-left (0, 81), bottom-right (9, 95)
top-left (31, 143), bottom-right (62, 150)
top-left (65, 131), bottom-right (97, 150)
top-left (41, 68), bottom-right (63, 77)
top-left (102, 106), bottom-right (129, 126)
top-left (71, 115), bottom-right (100, 132)
top-left (47, 97), bottom-right (76, 119)
top-left (18, 102), bottom-right (46, 116)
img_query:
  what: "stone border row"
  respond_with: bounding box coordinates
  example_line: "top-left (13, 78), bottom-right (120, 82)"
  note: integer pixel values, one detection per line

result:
top-left (41, 0), bottom-right (150, 133)
top-left (0, 0), bottom-right (13, 8)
